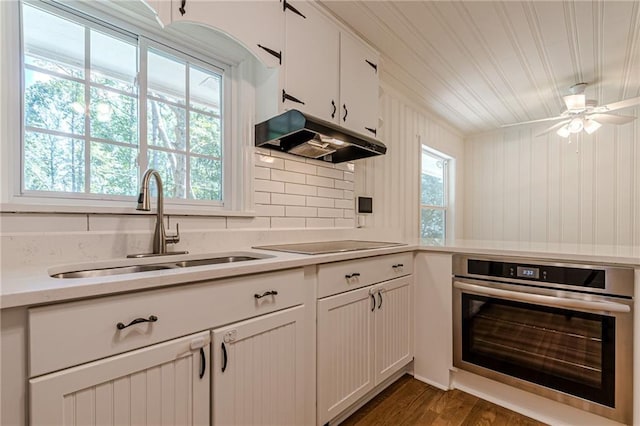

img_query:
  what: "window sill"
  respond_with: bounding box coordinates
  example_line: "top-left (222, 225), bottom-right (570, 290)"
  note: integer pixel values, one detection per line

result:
top-left (0, 201), bottom-right (256, 217)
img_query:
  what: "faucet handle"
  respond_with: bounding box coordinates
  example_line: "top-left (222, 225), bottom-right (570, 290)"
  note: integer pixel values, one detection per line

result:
top-left (166, 222), bottom-right (181, 245)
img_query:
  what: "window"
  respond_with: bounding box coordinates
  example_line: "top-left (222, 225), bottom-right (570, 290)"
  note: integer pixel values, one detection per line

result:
top-left (420, 146), bottom-right (448, 241)
top-left (21, 3), bottom-right (227, 206)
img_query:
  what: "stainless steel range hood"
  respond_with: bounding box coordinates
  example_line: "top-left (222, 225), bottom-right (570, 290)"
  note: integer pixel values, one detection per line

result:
top-left (255, 110), bottom-right (386, 163)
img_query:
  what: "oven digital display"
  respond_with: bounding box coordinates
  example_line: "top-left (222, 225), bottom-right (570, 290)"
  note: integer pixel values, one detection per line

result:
top-left (517, 266), bottom-right (539, 279)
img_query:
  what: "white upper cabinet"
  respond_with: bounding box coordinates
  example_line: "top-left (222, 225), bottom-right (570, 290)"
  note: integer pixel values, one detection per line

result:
top-left (170, 0), bottom-right (284, 67)
top-left (283, 1), bottom-right (340, 122)
top-left (340, 31), bottom-right (379, 137)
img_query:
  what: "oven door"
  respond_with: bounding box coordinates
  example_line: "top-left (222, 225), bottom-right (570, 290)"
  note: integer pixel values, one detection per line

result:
top-left (453, 278), bottom-right (633, 424)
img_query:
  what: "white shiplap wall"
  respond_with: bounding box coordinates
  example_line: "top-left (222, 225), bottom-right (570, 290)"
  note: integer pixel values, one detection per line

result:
top-left (358, 84), bottom-right (465, 240)
top-left (464, 107), bottom-right (640, 246)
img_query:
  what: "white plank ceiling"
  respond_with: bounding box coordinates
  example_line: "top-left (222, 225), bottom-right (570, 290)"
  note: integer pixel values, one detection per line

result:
top-left (321, 1), bottom-right (640, 135)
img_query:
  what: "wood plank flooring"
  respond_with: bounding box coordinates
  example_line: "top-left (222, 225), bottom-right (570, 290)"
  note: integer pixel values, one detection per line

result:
top-left (340, 375), bottom-right (547, 426)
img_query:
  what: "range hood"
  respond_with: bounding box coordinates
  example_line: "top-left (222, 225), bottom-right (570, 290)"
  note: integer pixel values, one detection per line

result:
top-left (255, 110), bottom-right (386, 163)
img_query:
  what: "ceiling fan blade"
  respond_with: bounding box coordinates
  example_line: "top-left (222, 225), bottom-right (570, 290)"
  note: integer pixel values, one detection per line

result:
top-left (501, 115), bottom-right (566, 128)
top-left (593, 96), bottom-right (640, 113)
top-left (563, 94), bottom-right (585, 112)
top-left (587, 113), bottom-right (636, 125)
top-left (535, 119), bottom-right (571, 137)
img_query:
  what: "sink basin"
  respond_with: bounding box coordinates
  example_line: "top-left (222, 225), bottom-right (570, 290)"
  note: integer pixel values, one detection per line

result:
top-left (173, 255), bottom-right (267, 268)
top-left (51, 264), bottom-right (176, 279)
top-left (50, 252), bottom-right (274, 278)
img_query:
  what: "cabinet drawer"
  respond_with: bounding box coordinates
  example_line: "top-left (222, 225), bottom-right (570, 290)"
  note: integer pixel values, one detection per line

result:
top-left (29, 268), bottom-right (304, 377)
top-left (317, 252), bottom-right (413, 298)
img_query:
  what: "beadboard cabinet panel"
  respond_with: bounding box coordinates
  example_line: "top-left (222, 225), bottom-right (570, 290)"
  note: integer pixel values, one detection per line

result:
top-left (464, 110), bottom-right (640, 245)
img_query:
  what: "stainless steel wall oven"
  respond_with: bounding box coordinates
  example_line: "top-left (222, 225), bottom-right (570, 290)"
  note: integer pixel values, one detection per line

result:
top-left (452, 255), bottom-right (634, 424)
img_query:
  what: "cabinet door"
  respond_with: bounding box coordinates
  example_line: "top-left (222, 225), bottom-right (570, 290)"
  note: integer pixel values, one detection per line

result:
top-left (317, 286), bottom-right (375, 425)
top-left (212, 305), bottom-right (305, 426)
top-left (339, 31), bottom-right (379, 136)
top-left (374, 276), bottom-right (414, 385)
top-left (30, 331), bottom-right (210, 426)
top-left (172, 0), bottom-right (283, 67)
top-left (284, 1), bottom-right (339, 121)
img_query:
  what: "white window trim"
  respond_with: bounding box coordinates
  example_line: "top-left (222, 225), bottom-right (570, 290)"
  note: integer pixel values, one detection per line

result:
top-left (420, 144), bottom-right (452, 240)
top-left (0, 0), bottom-right (255, 217)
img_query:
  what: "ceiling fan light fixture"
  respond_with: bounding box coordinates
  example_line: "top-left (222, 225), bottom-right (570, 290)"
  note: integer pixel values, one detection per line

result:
top-left (564, 94), bottom-right (586, 112)
top-left (567, 117), bottom-right (584, 133)
top-left (583, 119), bottom-right (602, 134)
top-left (556, 125), bottom-right (571, 138)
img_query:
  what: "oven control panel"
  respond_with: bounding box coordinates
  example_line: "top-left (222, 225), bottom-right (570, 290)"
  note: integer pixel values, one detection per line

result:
top-left (467, 259), bottom-right (605, 289)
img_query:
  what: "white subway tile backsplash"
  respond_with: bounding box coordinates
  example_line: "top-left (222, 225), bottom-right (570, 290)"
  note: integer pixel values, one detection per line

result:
top-left (316, 166), bottom-right (344, 180)
top-left (306, 218), bottom-right (334, 228)
top-left (344, 209), bottom-right (355, 219)
top-left (306, 196), bottom-right (334, 208)
top-left (305, 157), bottom-right (335, 168)
top-left (343, 190), bottom-right (355, 200)
top-left (254, 192), bottom-right (271, 204)
top-left (335, 162), bottom-right (355, 172)
top-left (318, 208), bottom-right (344, 218)
top-left (271, 193), bottom-right (306, 206)
top-left (286, 206), bottom-right (317, 217)
top-left (168, 216), bottom-right (227, 231)
top-left (334, 180), bottom-right (355, 191)
top-left (255, 179), bottom-right (285, 193)
top-left (335, 199), bottom-right (354, 209)
top-left (271, 169), bottom-right (306, 184)
top-left (270, 217), bottom-right (306, 228)
top-left (343, 171), bottom-right (354, 182)
top-left (285, 183), bottom-right (317, 196)
top-left (285, 159), bottom-right (317, 175)
top-left (335, 218), bottom-right (355, 227)
top-left (227, 217), bottom-right (271, 229)
top-left (306, 175), bottom-right (334, 188)
top-left (255, 154), bottom-right (284, 170)
top-left (256, 204), bottom-right (285, 217)
top-left (254, 166), bottom-right (271, 180)
top-left (1, 213), bottom-right (88, 233)
top-left (317, 187), bottom-right (344, 199)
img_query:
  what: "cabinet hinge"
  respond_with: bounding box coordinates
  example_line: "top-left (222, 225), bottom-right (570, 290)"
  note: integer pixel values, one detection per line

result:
top-left (365, 127), bottom-right (377, 136)
top-left (365, 59), bottom-right (377, 73)
top-left (283, 0), bottom-right (306, 19)
top-left (178, 0), bottom-right (186, 16)
top-left (257, 44), bottom-right (282, 65)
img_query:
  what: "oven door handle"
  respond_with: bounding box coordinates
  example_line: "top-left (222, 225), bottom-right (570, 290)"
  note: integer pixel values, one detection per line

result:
top-left (454, 281), bottom-right (631, 313)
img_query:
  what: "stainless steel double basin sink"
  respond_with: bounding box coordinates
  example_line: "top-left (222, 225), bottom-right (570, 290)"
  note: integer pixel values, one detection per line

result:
top-left (51, 253), bottom-right (273, 279)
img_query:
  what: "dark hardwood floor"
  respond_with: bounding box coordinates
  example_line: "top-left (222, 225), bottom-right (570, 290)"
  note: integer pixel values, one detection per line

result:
top-left (341, 375), bottom-right (547, 426)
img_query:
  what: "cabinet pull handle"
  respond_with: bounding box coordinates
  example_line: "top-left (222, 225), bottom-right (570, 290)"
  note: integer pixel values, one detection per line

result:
top-left (377, 291), bottom-right (383, 309)
top-left (365, 127), bottom-right (377, 136)
top-left (342, 104), bottom-right (348, 122)
top-left (283, 90), bottom-right (305, 105)
top-left (365, 59), bottom-right (378, 72)
top-left (283, 0), bottom-right (306, 18)
top-left (257, 44), bottom-right (282, 65)
top-left (199, 347), bottom-right (206, 379)
top-left (116, 315), bottom-right (158, 330)
top-left (393, 263), bottom-right (404, 269)
top-left (331, 100), bottom-right (337, 119)
top-left (370, 293), bottom-right (376, 312)
top-left (345, 272), bottom-right (361, 279)
top-left (254, 290), bottom-right (278, 299)
top-left (221, 342), bottom-right (228, 372)
top-left (178, 0), bottom-right (186, 16)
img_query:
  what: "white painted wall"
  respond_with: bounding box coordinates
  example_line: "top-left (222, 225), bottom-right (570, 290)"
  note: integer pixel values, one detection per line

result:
top-left (463, 112), bottom-right (640, 245)
top-left (358, 83), bottom-right (465, 240)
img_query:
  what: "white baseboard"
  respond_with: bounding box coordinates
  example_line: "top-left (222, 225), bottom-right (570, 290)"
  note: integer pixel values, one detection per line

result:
top-left (412, 373), bottom-right (450, 391)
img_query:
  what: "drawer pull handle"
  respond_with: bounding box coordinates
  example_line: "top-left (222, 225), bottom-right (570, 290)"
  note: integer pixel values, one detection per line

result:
top-left (370, 293), bottom-right (376, 312)
top-left (392, 264), bottom-right (404, 269)
top-left (377, 291), bottom-right (383, 309)
top-left (254, 290), bottom-right (278, 299)
top-left (221, 342), bottom-right (228, 372)
top-left (345, 273), bottom-right (361, 279)
top-left (116, 315), bottom-right (158, 330)
top-left (199, 347), bottom-right (206, 379)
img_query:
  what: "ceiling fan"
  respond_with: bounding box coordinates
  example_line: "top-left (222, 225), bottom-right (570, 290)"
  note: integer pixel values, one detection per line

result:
top-left (502, 83), bottom-right (640, 137)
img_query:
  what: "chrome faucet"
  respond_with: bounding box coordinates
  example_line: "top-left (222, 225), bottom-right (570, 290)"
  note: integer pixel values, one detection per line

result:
top-left (127, 169), bottom-right (187, 258)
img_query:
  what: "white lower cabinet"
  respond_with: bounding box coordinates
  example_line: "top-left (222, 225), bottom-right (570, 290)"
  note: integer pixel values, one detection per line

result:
top-left (211, 305), bottom-right (306, 425)
top-left (29, 331), bottom-right (210, 426)
top-left (317, 275), bottom-right (413, 425)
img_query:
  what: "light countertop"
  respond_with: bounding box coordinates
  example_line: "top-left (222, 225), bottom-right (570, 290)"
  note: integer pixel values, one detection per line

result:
top-left (2, 240), bottom-right (638, 309)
